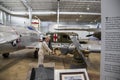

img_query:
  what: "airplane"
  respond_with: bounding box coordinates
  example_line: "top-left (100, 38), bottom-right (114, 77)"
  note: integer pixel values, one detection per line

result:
top-left (0, 25), bottom-right (40, 58)
top-left (54, 24), bottom-right (101, 40)
top-left (49, 24), bottom-right (101, 54)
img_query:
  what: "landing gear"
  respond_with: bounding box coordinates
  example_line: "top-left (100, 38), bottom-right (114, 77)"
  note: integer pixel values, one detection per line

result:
top-left (2, 53), bottom-right (10, 58)
top-left (34, 48), bottom-right (39, 58)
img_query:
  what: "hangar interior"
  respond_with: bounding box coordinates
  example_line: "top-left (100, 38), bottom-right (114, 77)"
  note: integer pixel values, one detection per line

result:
top-left (0, 0), bottom-right (101, 38)
top-left (0, 0), bottom-right (101, 80)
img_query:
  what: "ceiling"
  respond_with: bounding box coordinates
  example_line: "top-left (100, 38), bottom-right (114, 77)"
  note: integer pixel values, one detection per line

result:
top-left (0, 0), bottom-right (101, 23)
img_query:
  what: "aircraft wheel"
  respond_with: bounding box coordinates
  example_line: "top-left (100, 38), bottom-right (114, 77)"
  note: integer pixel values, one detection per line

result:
top-left (34, 48), bottom-right (39, 58)
top-left (2, 53), bottom-right (10, 58)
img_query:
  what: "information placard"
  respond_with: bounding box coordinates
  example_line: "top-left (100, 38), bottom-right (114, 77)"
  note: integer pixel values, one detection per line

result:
top-left (101, 0), bottom-right (120, 80)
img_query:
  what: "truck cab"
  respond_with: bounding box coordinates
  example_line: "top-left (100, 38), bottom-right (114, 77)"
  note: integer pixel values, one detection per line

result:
top-left (46, 32), bottom-right (79, 54)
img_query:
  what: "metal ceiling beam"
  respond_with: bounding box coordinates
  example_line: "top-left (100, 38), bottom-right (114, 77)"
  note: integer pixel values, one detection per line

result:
top-left (57, 0), bottom-right (60, 26)
top-left (21, 0), bottom-right (30, 9)
top-left (28, 8), bottom-right (32, 26)
top-left (60, 12), bottom-right (101, 15)
top-left (0, 5), bottom-right (12, 14)
top-left (12, 11), bottom-right (101, 15)
top-left (21, 0), bottom-right (32, 26)
top-left (0, 5), bottom-right (101, 16)
top-left (62, 0), bottom-right (100, 3)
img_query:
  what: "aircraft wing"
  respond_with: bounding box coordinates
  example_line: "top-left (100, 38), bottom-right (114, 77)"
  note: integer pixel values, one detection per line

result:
top-left (11, 26), bottom-right (42, 49)
top-left (0, 32), bottom-right (19, 45)
top-left (86, 31), bottom-right (101, 40)
top-left (55, 27), bottom-right (100, 32)
top-left (26, 42), bottom-right (41, 49)
top-left (81, 44), bottom-right (101, 53)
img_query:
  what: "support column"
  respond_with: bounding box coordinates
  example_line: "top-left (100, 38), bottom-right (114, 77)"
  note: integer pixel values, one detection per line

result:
top-left (57, 0), bottom-right (60, 26)
top-left (28, 8), bottom-right (32, 26)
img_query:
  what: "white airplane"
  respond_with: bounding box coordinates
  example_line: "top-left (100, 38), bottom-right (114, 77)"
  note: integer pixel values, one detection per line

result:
top-left (54, 24), bottom-right (101, 40)
top-left (53, 24), bottom-right (101, 53)
top-left (55, 26), bottom-right (101, 32)
top-left (54, 24), bottom-right (101, 31)
top-left (0, 25), bottom-right (40, 58)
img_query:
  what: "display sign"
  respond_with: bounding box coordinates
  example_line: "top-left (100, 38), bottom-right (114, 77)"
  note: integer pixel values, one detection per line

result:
top-left (55, 69), bottom-right (89, 80)
top-left (101, 0), bottom-right (120, 80)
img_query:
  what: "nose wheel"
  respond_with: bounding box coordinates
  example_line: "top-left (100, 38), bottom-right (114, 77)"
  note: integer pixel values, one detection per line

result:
top-left (34, 48), bottom-right (39, 58)
top-left (2, 53), bottom-right (10, 58)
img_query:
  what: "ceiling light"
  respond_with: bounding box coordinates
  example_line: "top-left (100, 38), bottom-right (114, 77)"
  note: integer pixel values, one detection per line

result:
top-left (87, 7), bottom-right (90, 10)
top-left (90, 22), bottom-right (93, 23)
top-left (94, 20), bottom-right (97, 22)
top-left (79, 15), bottom-right (82, 17)
top-left (76, 19), bottom-right (79, 21)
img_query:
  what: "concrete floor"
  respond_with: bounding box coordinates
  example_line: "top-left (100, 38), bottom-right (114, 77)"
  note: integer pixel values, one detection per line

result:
top-left (0, 49), bottom-right (100, 80)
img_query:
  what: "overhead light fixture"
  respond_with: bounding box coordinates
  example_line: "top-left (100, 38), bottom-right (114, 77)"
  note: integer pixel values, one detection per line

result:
top-left (34, 16), bottom-right (38, 19)
top-left (79, 15), bottom-right (82, 17)
top-left (90, 22), bottom-right (93, 23)
top-left (86, 5), bottom-right (90, 11)
top-left (76, 19), bottom-right (79, 21)
top-left (87, 7), bottom-right (90, 11)
top-left (94, 20), bottom-right (97, 22)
